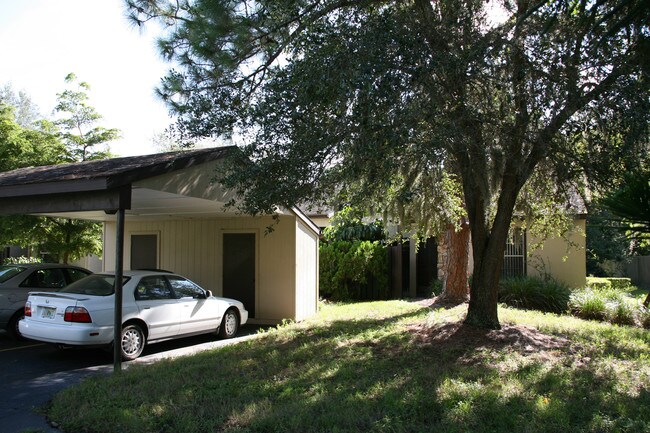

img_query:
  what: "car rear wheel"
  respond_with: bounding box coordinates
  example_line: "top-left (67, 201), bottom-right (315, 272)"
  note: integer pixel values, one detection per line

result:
top-left (219, 309), bottom-right (239, 339)
top-left (121, 324), bottom-right (146, 360)
top-left (7, 310), bottom-right (25, 341)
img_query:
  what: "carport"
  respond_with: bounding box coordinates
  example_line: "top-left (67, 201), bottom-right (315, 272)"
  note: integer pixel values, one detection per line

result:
top-left (0, 146), bottom-right (320, 371)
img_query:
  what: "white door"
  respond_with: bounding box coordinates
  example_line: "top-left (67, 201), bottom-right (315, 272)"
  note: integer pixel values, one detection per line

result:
top-left (168, 276), bottom-right (221, 335)
top-left (134, 275), bottom-right (180, 340)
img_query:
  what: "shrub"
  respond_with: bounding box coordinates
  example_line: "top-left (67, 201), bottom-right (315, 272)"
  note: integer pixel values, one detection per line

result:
top-left (586, 277), bottom-right (633, 292)
top-left (319, 240), bottom-right (389, 301)
top-left (639, 308), bottom-right (650, 329)
top-left (569, 290), bottom-right (608, 321)
top-left (570, 287), bottom-right (646, 327)
top-left (498, 276), bottom-right (570, 314)
top-left (586, 277), bottom-right (612, 291)
top-left (608, 298), bottom-right (637, 326)
top-left (608, 278), bottom-right (634, 291)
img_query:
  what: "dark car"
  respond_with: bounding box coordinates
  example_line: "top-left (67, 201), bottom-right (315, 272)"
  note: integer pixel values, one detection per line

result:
top-left (0, 263), bottom-right (92, 339)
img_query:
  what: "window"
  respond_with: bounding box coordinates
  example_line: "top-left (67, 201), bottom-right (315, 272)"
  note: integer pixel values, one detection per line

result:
top-left (0, 266), bottom-right (25, 283)
top-left (61, 274), bottom-right (129, 296)
top-left (502, 228), bottom-right (526, 278)
top-left (168, 276), bottom-right (204, 299)
top-left (134, 276), bottom-right (172, 300)
top-left (66, 268), bottom-right (92, 283)
top-left (21, 268), bottom-right (66, 289)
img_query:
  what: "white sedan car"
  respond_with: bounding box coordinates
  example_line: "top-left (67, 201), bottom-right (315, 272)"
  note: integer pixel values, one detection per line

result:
top-left (19, 270), bottom-right (248, 360)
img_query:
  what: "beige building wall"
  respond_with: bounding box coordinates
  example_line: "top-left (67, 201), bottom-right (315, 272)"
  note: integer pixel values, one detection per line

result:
top-left (71, 254), bottom-right (103, 273)
top-left (526, 218), bottom-right (587, 288)
top-left (104, 214), bottom-right (307, 323)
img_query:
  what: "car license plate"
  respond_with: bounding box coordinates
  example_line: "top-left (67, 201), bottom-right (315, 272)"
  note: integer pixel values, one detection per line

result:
top-left (41, 307), bottom-right (57, 320)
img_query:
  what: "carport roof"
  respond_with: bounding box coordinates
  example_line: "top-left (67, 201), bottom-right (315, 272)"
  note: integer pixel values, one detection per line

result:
top-left (0, 146), bottom-right (234, 193)
top-left (0, 145), bottom-right (320, 234)
top-left (0, 146), bottom-right (236, 217)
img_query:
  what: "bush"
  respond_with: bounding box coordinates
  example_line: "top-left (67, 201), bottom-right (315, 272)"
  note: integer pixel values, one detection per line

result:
top-left (586, 277), bottom-right (633, 292)
top-left (319, 240), bottom-right (389, 301)
top-left (569, 290), bottom-right (609, 321)
top-left (608, 278), bottom-right (634, 291)
top-left (639, 308), bottom-right (650, 329)
top-left (608, 298), bottom-right (637, 326)
top-left (498, 276), bottom-right (571, 314)
top-left (570, 286), bottom-right (646, 327)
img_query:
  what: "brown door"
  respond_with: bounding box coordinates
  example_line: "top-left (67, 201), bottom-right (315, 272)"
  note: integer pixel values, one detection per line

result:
top-left (223, 233), bottom-right (256, 317)
top-left (131, 234), bottom-right (158, 270)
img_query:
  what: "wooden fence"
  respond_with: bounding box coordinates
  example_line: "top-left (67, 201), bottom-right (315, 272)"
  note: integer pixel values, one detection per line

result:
top-left (627, 256), bottom-right (650, 289)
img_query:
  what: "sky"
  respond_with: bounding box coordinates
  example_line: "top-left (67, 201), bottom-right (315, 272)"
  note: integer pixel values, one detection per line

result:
top-left (0, 1), bottom-right (510, 159)
top-left (0, 0), bottom-right (176, 157)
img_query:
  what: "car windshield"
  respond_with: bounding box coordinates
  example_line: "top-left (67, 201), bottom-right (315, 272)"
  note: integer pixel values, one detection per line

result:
top-left (0, 266), bottom-right (26, 283)
top-left (60, 274), bottom-right (131, 296)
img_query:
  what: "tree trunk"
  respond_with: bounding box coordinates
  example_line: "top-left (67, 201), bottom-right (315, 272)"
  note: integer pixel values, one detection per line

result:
top-left (439, 218), bottom-right (470, 303)
top-left (463, 174), bottom-right (522, 330)
top-left (465, 242), bottom-right (503, 329)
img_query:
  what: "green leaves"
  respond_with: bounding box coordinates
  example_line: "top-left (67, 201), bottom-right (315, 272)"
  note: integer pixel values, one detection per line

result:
top-left (0, 76), bottom-right (114, 262)
top-left (0, 104), bottom-right (67, 171)
top-left (600, 169), bottom-right (650, 241)
top-left (322, 207), bottom-right (385, 242)
top-left (0, 216), bottom-right (102, 264)
top-left (127, 0), bottom-right (649, 328)
top-left (319, 240), bottom-right (390, 301)
top-left (54, 73), bottom-right (120, 161)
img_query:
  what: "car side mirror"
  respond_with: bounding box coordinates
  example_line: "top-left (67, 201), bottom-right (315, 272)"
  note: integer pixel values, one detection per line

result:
top-left (205, 290), bottom-right (213, 298)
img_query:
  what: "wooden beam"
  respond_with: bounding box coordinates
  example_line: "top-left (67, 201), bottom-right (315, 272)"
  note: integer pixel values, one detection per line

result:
top-left (0, 178), bottom-right (107, 198)
top-left (113, 208), bottom-right (125, 373)
top-left (0, 186), bottom-right (132, 215)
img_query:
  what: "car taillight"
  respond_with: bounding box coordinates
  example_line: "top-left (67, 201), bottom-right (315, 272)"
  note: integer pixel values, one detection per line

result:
top-left (64, 306), bottom-right (92, 323)
top-left (25, 301), bottom-right (32, 317)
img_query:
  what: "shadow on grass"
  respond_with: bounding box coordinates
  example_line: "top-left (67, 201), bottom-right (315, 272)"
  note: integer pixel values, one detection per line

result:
top-left (50, 302), bottom-right (650, 433)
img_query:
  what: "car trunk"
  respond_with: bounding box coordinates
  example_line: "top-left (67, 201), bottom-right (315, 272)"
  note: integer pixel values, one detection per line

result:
top-left (27, 292), bottom-right (91, 325)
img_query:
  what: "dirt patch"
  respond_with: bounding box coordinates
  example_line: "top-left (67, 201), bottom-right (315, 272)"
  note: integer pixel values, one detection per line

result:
top-left (408, 320), bottom-right (572, 365)
top-left (410, 297), bottom-right (570, 354)
top-left (412, 297), bottom-right (462, 309)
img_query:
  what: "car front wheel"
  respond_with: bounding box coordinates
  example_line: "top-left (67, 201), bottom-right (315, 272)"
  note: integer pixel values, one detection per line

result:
top-left (8, 310), bottom-right (25, 341)
top-left (121, 324), bottom-right (146, 360)
top-left (219, 309), bottom-right (239, 339)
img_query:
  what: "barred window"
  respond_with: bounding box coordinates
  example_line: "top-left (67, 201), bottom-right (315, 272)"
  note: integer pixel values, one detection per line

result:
top-left (502, 228), bottom-right (526, 278)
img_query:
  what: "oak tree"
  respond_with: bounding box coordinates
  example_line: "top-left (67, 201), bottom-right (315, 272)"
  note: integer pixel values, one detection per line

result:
top-left (127, 0), bottom-right (649, 328)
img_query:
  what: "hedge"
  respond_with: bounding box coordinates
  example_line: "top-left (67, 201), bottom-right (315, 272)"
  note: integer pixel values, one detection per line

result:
top-left (586, 277), bottom-right (633, 292)
top-left (319, 240), bottom-right (389, 301)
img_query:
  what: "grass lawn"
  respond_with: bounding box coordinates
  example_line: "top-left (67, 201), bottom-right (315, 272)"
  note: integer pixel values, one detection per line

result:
top-left (48, 300), bottom-right (650, 433)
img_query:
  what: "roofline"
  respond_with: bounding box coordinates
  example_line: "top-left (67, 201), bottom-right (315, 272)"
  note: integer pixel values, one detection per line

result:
top-left (0, 146), bottom-right (237, 198)
top-left (290, 206), bottom-right (322, 236)
top-left (105, 146), bottom-right (236, 189)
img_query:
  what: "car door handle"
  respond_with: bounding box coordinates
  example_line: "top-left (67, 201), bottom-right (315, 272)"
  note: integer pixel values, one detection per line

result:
top-left (143, 306), bottom-right (151, 309)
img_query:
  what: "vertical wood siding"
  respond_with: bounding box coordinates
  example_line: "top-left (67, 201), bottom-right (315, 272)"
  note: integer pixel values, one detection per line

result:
top-left (104, 215), bottom-right (305, 322)
top-left (295, 220), bottom-right (319, 321)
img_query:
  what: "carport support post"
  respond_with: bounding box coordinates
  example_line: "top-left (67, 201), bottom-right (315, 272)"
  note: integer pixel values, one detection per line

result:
top-left (113, 208), bottom-right (125, 373)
